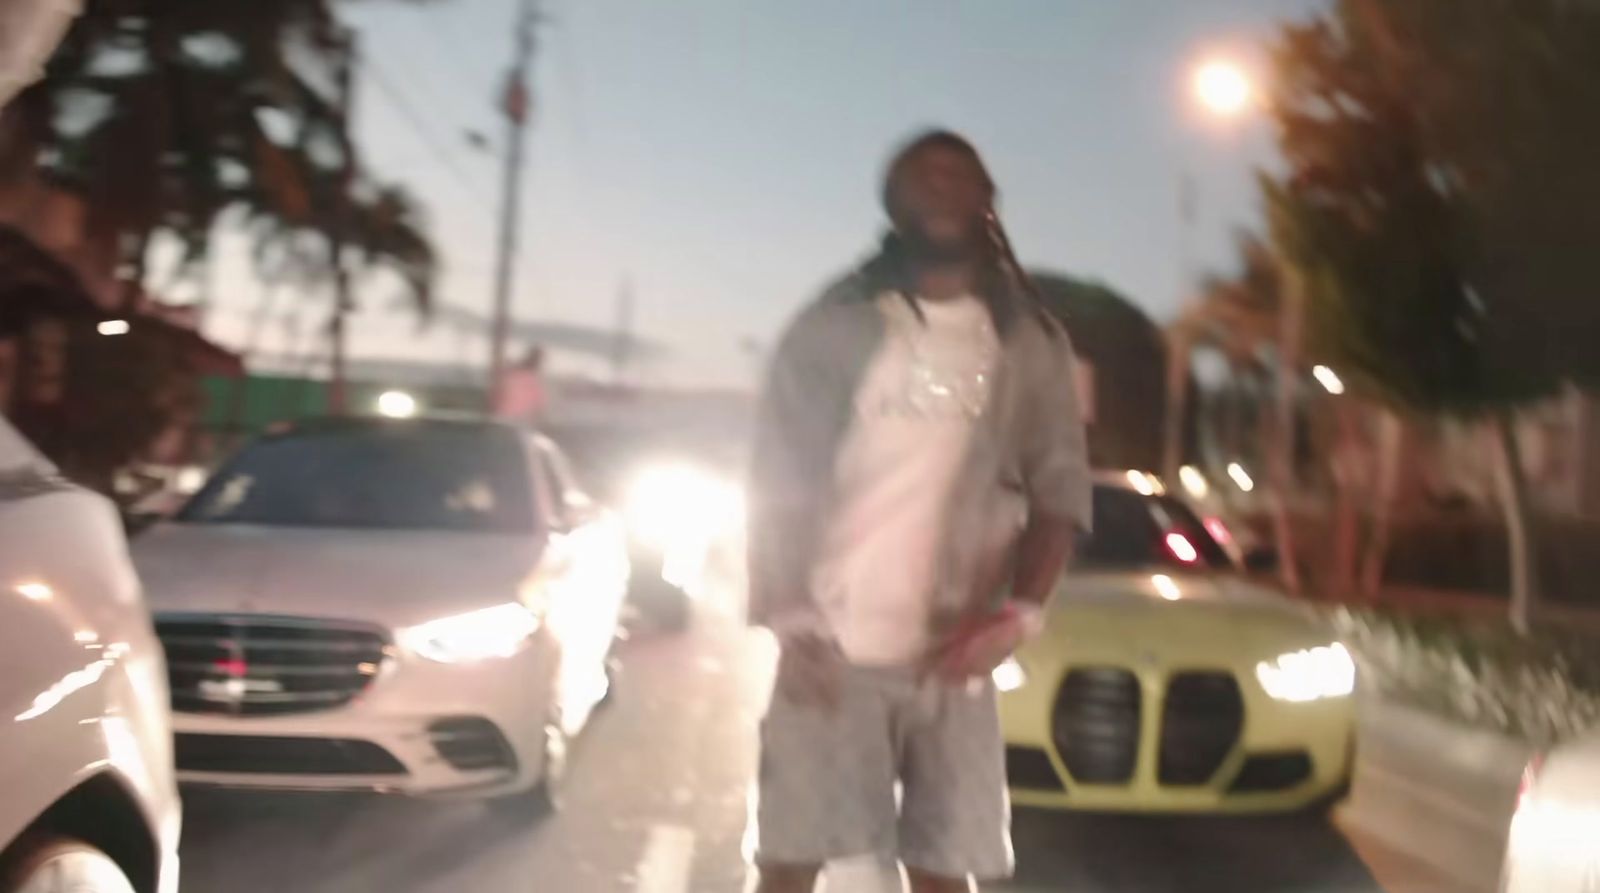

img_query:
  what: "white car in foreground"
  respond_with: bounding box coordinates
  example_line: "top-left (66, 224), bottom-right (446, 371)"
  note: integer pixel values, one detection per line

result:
top-left (1501, 730), bottom-right (1600, 892)
top-left (132, 417), bottom-right (629, 812)
top-left (0, 418), bottom-right (180, 893)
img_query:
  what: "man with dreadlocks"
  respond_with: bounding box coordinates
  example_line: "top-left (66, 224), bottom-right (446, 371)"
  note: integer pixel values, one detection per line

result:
top-left (746, 130), bottom-right (1092, 892)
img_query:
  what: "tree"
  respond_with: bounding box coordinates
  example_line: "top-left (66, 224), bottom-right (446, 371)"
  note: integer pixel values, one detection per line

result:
top-left (1339, 0), bottom-right (1600, 391)
top-left (1171, 235), bottom-right (1305, 592)
top-left (1033, 273), bottom-right (1166, 472)
top-left (2, 0), bottom-right (435, 312)
top-left (1264, 0), bottom-right (1600, 631)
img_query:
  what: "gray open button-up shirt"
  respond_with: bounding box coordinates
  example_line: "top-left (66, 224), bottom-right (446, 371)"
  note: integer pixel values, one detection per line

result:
top-left (747, 257), bottom-right (1092, 639)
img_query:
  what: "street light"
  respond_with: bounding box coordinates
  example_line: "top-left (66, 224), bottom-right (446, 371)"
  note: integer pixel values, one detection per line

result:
top-left (375, 390), bottom-right (418, 419)
top-left (1227, 461), bottom-right (1256, 493)
top-left (1167, 55), bottom-right (1262, 483)
top-left (1193, 58), bottom-right (1255, 118)
top-left (1313, 365), bottom-right (1346, 395)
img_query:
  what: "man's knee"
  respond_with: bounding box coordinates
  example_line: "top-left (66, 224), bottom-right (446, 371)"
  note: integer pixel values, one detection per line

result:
top-left (754, 863), bottom-right (822, 893)
top-left (906, 867), bottom-right (972, 893)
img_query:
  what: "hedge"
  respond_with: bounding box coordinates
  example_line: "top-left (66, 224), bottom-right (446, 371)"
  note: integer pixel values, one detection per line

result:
top-left (1330, 606), bottom-right (1600, 743)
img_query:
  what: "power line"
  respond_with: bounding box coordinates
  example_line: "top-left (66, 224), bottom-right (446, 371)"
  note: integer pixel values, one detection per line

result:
top-left (412, 3), bottom-right (493, 105)
top-left (362, 55), bottom-right (498, 213)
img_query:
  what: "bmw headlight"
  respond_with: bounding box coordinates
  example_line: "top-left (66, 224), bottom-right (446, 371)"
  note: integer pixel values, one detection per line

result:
top-left (399, 603), bottom-right (541, 663)
top-left (992, 656), bottom-right (1028, 693)
top-left (1255, 642), bottom-right (1356, 702)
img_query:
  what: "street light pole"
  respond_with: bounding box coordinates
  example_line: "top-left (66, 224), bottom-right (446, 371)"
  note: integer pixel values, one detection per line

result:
top-left (487, 0), bottom-right (538, 412)
top-left (1176, 54), bottom-right (1304, 592)
top-left (1164, 169), bottom-right (1200, 483)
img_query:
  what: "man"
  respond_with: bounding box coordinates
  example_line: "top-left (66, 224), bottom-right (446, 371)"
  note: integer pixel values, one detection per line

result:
top-left (746, 131), bottom-right (1092, 893)
top-left (494, 345), bottom-right (547, 427)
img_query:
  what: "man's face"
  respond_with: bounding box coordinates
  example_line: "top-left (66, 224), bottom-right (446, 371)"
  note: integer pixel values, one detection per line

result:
top-left (888, 145), bottom-right (993, 261)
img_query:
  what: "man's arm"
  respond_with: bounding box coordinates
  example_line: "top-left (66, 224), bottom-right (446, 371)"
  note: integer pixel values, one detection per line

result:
top-left (1012, 323), bottom-right (1093, 610)
top-left (1009, 512), bottom-right (1078, 609)
top-left (745, 305), bottom-right (839, 631)
top-left (935, 325), bottom-right (1092, 679)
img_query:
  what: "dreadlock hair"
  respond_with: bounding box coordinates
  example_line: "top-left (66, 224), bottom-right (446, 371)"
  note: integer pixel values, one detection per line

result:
top-left (876, 129), bottom-right (1063, 338)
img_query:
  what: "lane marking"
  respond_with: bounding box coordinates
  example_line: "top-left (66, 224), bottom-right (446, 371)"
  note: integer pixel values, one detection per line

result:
top-left (635, 824), bottom-right (696, 893)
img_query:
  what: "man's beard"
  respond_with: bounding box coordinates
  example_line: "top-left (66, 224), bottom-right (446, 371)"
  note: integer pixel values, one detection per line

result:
top-left (898, 222), bottom-right (989, 266)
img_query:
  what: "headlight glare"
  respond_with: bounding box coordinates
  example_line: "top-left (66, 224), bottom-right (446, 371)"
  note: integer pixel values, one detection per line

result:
top-left (992, 656), bottom-right (1028, 693)
top-left (399, 603), bottom-right (541, 663)
top-left (1255, 642), bottom-right (1356, 702)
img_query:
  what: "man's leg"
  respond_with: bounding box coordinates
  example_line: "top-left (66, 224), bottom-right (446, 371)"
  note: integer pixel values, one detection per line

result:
top-left (750, 662), bottom-right (899, 886)
top-left (753, 863), bottom-right (821, 893)
top-left (897, 680), bottom-right (1012, 888)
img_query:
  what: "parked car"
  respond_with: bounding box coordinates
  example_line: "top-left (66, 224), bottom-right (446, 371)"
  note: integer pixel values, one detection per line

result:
top-left (131, 417), bottom-right (630, 814)
top-left (998, 472), bottom-right (1357, 814)
top-left (1500, 730), bottom-right (1600, 892)
top-left (0, 417), bottom-right (181, 893)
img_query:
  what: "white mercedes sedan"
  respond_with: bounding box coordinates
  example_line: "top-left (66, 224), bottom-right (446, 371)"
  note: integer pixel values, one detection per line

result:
top-left (132, 417), bottom-right (629, 813)
top-left (0, 417), bottom-right (181, 893)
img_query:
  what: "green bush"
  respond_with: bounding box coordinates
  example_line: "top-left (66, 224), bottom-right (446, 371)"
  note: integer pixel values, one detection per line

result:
top-left (1330, 606), bottom-right (1600, 742)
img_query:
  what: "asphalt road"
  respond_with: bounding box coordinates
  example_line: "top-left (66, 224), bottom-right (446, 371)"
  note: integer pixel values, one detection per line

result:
top-left (177, 614), bottom-right (1385, 893)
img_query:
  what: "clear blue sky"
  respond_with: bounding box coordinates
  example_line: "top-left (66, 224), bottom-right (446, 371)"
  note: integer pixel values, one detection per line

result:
top-left (205, 0), bottom-right (1326, 388)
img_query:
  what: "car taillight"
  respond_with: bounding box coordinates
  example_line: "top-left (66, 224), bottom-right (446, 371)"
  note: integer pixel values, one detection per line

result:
top-left (1165, 532), bottom-right (1200, 564)
top-left (1204, 516), bottom-right (1234, 547)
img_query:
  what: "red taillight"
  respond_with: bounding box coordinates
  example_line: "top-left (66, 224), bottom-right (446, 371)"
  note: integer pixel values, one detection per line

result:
top-left (212, 658), bottom-right (249, 677)
top-left (1166, 532), bottom-right (1200, 564)
top-left (1204, 516), bottom-right (1234, 546)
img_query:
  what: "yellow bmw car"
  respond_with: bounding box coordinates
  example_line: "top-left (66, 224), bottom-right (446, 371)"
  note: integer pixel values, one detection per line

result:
top-left (998, 474), bottom-right (1356, 814)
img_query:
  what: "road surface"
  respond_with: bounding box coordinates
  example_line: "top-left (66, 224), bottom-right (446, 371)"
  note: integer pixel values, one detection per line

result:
top-left (177, 615), bottom-right (1384, 892)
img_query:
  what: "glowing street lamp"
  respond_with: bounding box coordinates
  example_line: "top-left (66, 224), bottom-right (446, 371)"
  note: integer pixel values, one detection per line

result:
top-left (1193, 58), bottom-right (1256, 118)
top-left (1312, 365), bottom-right (1346, 395)
top-left (375, 390), bottom-right (418, 419)
top-left (1227, 462), bottom-right (1256, 493)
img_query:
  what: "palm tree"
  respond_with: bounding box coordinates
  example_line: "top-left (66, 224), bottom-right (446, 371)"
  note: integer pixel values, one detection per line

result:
top-left (2, 0), bottom-right (435, 313)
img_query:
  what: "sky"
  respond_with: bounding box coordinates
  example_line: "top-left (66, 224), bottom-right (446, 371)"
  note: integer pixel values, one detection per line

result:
top-left (201, 0), bottom-right (1328, 390)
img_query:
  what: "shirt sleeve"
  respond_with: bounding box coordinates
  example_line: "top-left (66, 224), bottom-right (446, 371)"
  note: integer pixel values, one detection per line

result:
top-left (745, 308), bottom-right (835, 629)
top-left (1021, 324), bottom-right (1094, 531)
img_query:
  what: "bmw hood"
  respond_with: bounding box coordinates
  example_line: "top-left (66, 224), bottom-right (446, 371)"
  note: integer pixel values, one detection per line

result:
top-left (133, 522), bottom-right (546, 630)
top-left (1040, 572), bottom-right (1337, 663)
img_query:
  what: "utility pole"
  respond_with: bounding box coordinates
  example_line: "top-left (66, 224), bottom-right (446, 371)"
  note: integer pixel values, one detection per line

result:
top-left (610, 277), bottom-right (634, 385)
top-left (487, 0), bottom-right (538, 411)
top-left (328, 28), bottom-right (357, 415)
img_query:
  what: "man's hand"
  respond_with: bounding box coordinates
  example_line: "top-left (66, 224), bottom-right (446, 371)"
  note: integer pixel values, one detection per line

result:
top-left (932, 602), bottom-right (1043, 683)
top-left (775, 631), bottom-right (844, 709)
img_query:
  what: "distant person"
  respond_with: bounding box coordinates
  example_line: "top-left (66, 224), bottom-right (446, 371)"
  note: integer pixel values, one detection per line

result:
top-left (495, 346), bottom-right (547, 427)
top-left (746, 131), bottom-right (1092, 892)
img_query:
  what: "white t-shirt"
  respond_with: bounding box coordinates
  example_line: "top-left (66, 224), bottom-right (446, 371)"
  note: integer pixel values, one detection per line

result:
top-left (810, 292), bottom-right (999, 666)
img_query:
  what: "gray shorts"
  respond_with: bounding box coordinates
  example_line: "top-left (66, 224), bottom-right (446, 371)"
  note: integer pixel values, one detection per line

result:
top-left (750, 663), bottom-right (1013, 881)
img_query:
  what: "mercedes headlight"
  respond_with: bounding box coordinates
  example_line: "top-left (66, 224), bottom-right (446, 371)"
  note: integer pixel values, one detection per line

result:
top-left (399, 603), bottom-right (541, 663)
top-left (1255, 642), bottom-right (1356, 702)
